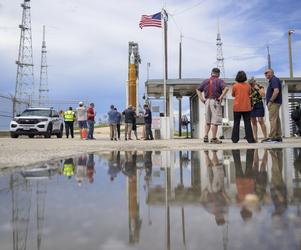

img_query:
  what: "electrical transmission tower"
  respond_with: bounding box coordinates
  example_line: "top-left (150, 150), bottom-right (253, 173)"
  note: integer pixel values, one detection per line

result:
top-left (38, 25), bottom-right (49, 106)
top-left (216, 20), bottom-right (225, 79)
top-left (13, 0), bottom-right (35, 116)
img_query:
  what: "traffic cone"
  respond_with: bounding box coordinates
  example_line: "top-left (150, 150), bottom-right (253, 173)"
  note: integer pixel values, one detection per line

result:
top-left (81, 129), bottom-right (87, 139)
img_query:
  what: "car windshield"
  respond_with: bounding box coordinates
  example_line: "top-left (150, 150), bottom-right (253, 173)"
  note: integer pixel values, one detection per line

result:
top-left (20, 109), bottom-right (51, 117)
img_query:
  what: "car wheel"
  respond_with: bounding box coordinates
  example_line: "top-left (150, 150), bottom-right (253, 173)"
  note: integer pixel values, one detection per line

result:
top-left (28, 135), bottom-right (34, 138)
top-left (44, 124), bottom-right (52, 138)
top-left (56, 125), bottom-right (63, 138)
top-left (10, 133), bottom-right (19, 138)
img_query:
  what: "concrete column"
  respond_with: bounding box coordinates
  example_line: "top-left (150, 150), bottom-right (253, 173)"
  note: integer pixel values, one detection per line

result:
top-left (169, 87), bottom-right (174, 138)
top-left (198, 97), bottom-right (205, 139)
top-left (170, 151), bottom-right (176, 199)
top-left (281, 81), bottom-right (290, 137)
top-left (284, 148), bottom-right (294, 198)
top-left (177, 96), bottom-right (182, 137)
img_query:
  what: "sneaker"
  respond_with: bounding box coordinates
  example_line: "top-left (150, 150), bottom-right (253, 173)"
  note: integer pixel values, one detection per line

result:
top-left (203, 136), bottom-right (209, 143)
top-left (210, 138), bottom-right (222, 144)
top-left (261, 138), bottom-right (270, 143)
top-left (262, 138), bottom-right (279, 143)
top-left (275, 137), bottom-right (283, 142)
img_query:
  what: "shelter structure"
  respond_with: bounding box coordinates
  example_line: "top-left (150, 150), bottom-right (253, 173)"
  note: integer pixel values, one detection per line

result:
top-left (145, 77), bottom-right (301, 139)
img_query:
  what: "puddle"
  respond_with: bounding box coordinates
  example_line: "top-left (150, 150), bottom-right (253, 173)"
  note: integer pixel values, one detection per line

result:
top-left (1, 149), bottom-right (301, 250)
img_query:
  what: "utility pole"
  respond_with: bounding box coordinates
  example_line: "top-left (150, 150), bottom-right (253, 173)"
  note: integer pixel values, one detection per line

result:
top-left (288, 29), bottom-right (295, 79)
top-left (178, 34), bottom-right (183, 137)
top-left (267, 44), bottom-right (271, 69)
top-left (216, 19), bottom-right (225, 79)
top-left (179, 34), bottom-right (182, 79)
top-left (38, 25), bottom-right (49, 107)
top-left (13, 0), bottom-right (35, 116)
top-left (162, 9), bottom-right (168, 117)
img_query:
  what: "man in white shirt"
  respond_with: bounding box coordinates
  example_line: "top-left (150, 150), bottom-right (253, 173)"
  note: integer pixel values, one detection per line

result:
top-left (76, 101), bottom-right (87, 139)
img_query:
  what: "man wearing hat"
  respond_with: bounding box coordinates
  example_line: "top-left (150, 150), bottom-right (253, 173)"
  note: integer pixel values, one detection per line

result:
top-left (76, 101), bottom-right (87, 139)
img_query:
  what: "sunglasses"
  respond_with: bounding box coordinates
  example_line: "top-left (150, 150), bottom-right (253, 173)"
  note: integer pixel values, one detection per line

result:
top-left (264, 72), bottom-right (269, 75)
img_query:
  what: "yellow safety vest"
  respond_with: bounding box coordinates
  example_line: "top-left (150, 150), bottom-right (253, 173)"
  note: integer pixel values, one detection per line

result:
top-left (63, 164), bottom-right (74, 177)
top-left (64, 110), bottom-right (75, 122)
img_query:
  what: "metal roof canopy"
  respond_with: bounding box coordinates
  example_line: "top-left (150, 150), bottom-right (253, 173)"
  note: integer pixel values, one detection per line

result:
top-left (145, 77), bottom-right (301, 98)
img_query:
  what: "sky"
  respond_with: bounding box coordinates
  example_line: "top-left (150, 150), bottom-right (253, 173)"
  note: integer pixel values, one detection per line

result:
top-left (0, 0), bottom-right (301, 122)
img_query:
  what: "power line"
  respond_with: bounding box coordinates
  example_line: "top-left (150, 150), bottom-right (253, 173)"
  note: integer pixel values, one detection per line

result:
top-left (169, 14), bottom-right (182, 34)
top-left (172, 0), bottom-right (208, 16)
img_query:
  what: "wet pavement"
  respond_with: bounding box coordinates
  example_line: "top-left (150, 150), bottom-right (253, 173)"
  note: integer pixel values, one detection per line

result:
top-left (1, 149), bottom-right (301, 250)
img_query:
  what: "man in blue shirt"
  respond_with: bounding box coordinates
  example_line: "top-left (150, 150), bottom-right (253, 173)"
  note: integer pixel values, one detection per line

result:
top-left (143, 104), bottom-right (154, 140)
top-left (262, 69), bottom-right (282, 143)
top-left (108, 105), bottom-right (118, 141)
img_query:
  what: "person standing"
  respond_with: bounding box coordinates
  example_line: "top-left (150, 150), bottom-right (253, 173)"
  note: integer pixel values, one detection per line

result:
top-left (64, 107), bottom-right (75, 138)
top-left (86, 103), bottom-right (96, 140)
top-left (269, 149), bottom-right (287, 216)
top-left (231, 71), bottom-right (255, 143)
top-left (63, 158), bottom-right (75, 179)
top-left (108, 105), bottom-right (118, 141)
top-left (115, 108), bottom-right (121, 140)
top-left (76, 101), bottom-right (87, 139)
top-left (196, 68), bottom-right (229, 144)
top-left (291, 105), bottom-right (301, 136)
top-left (132, 107), bottom-right (139, 140)
top-left (122, 105), bottom-right (135, 140)
top-left (232, 149), bottom-right (255, 221)
top-left (262, 68), bottom-right (283, 143)
top-left (86, 154), bottom-right (95, 184)
top-left (249, 78), bottom-right (267, 141)
top-left (76, 154), bottom-right (87, 186)
top-left (201, 150), bottom-right (230, 226)
top-left (143, 104), bottom-right (154, 140)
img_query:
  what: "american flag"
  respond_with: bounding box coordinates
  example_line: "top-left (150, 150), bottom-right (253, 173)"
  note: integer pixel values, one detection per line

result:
top-left (139, 12), bottom-right (162, 29)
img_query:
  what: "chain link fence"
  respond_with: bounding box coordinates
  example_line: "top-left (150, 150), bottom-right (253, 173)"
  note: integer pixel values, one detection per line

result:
top-left (0, 94), bottom-right (30, 131)
top-left (0, 93), bottom-right (83, 131)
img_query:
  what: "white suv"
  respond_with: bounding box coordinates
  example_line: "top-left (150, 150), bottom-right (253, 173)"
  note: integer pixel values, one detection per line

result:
top-left (10, 108), bottom-right (64, 138)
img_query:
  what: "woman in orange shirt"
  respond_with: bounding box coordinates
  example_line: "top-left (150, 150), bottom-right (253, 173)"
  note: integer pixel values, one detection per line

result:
top-left (231, 71), bottom-right (255, 143)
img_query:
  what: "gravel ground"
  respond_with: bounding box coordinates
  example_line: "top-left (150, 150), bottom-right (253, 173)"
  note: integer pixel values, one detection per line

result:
top-left (1, 127), bottom-right (301, 170)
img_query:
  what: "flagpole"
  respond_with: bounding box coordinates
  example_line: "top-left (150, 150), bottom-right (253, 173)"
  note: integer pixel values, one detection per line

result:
top-left (162, 8), bottom-right (168, 117)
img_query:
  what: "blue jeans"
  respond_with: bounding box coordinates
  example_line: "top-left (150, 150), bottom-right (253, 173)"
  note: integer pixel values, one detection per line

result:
top-left (145, 123), bottom-right (153, 140)
top-left (87, 120), bottom-right (95, 139)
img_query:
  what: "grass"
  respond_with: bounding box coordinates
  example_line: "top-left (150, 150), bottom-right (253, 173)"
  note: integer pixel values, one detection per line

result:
top-left (0, 131), bottom-right (10, 137)
top-left (174, 131), bottom-right (191, 137)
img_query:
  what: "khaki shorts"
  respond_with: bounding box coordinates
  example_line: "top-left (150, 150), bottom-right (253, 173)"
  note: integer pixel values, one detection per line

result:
top-left (205, 99), bottom-right (222, 125)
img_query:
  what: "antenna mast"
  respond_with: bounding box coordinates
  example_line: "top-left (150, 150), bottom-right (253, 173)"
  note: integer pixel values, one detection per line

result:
top-left (13, 0), bottom-right (35, 116)
top-left (38, 25), bottom-right (49, 106)
top-left (216, 19), bottom-right (225, 78)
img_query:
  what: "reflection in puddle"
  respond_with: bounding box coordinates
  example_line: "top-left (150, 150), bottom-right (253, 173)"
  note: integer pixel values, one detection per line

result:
top-left (1, 149), bottom-right (301, 250)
